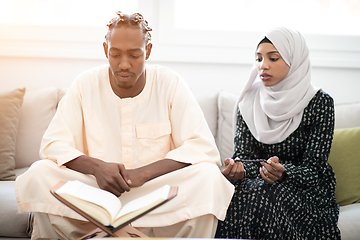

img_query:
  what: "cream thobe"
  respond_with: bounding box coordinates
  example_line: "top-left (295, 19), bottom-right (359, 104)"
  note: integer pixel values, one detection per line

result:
top-left (16, 64), bottom-right (234, 237)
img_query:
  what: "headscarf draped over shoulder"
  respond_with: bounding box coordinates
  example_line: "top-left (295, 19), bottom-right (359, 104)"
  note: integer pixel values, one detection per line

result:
top-left (235, 27), bottom-right (319, 144)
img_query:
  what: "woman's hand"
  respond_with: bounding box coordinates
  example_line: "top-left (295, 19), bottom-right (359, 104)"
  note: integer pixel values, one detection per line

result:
top-left (222, 158), bottom-right (245, 181)
top-left (259, 156), bottom-right (286, 184)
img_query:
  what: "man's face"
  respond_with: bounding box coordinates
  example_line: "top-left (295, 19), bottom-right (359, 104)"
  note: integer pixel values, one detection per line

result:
top-left (103, 26), bottom-right (152, 98)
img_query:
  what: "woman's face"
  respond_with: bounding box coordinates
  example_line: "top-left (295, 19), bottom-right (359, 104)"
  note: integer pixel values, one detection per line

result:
top-left (255, 42), bottom-right (290, 87)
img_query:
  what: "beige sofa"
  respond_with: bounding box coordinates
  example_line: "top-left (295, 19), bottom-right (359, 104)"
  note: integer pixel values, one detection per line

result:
top-left (0, 87), bottom-right (359, 239)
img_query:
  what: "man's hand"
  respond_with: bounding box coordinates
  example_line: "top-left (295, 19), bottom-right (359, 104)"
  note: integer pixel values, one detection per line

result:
top-left (259, 156), bottom-right (286, 184)
top-left (64, 156), bottom-right (190, 197)
top-left (126, 159), bottom-right (190, 188)
top-left (64, 156), bottom-right (132, 197)
top-left (221, 158), bottom-right (245, 181)
top-left (92, 161), bottom-right (132, 197)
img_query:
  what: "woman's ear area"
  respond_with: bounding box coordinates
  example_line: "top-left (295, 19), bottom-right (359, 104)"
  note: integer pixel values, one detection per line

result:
top-left (145, 43), bottom-right (152, 60)
top-left (103, 42), bottom-right (109, 59)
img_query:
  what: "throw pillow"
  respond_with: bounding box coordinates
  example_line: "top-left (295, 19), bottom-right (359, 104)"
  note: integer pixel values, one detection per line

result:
top-left (0, 88), bottom-right (26, 180)
top-left (15, 87), bottom-right (66, 168)
top-left (328, 127), bottom-right (360, 206)
top-left (217, 90), bottom-right (239, 164)
top-left (194, 90), bottom-right (219, 138)
top-left (334, 101), bottom-right (360, 129)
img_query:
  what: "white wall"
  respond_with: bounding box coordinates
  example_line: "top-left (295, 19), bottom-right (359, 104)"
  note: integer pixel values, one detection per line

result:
top-left (0, 56), bottom-right (106, 92)
top-left (1, 55), bottom-right (359, 105)
top-left (1, 0), bottom-right (359, 105)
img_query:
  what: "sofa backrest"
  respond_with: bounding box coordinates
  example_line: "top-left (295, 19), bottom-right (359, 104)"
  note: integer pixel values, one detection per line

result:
top-left (14, 88), bottom-right (360, 170)
top-left (334, 102), bottom-right (360, 129)
top-left (194, 90), bottom-right (219, 138)
top-left (206, 90), bottom-right (360, 163)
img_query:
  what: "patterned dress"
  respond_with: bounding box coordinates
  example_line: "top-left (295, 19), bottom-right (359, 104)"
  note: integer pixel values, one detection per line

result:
top-left (215, 90), bottom-right (341, 240)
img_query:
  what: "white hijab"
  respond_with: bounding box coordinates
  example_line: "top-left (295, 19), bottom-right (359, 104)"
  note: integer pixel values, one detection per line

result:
top-left (235, 27), bottom-right (319, 144)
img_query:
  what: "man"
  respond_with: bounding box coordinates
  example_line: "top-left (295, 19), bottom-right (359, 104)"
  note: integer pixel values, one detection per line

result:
top-left (16, 11), bottom-right (234, 239)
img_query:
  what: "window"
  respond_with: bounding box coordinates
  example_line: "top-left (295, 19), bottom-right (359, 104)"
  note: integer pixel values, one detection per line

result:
top-left (0, 0), bottom-right (141, 59)
top-left (155, 0), bottom-right (360, 67)
top-left (174, 0), bottom-right (360, 36)
top-left (0, 0), bottom-right (138, 26)
top-left (0, 0), bottom-right (359, 68)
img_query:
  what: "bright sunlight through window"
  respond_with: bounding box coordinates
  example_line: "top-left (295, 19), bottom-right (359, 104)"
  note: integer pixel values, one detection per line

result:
top-left (174, 0), bottom-right (360, 36)
top-left (0, 0), bottom-right (138, 26)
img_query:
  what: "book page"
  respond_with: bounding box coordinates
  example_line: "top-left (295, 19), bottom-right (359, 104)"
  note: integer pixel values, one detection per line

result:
top-left (55, 180), bottom-right (122, 221)
top-left (115, 185), bottom-right (170, 220)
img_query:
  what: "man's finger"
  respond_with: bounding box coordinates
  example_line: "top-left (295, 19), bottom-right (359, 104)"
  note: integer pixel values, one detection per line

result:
top-left (117, 165), bottom-right (131, 192)
top-left (107, 187), bottom-right (123, 197)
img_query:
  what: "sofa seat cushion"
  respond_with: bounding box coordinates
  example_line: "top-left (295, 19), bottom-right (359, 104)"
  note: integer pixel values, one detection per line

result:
top-left (0, 88), bottom-right (26, 180)
top-left (328, 127), bottom-right (360, 207)
top-left (14, 167), bottom-right (30, 178)
top-left (338, 203), bottom-right (360, 240)
top-left (0, 181), bottom-right (32, 238)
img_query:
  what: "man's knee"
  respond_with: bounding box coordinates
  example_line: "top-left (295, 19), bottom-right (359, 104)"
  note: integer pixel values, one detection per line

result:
top-left (20, 160), bottom-right (59, 184)
top-left (30, 159), bottom-right (58, 173)
top-left (190, 162), bottom-right (222, 178)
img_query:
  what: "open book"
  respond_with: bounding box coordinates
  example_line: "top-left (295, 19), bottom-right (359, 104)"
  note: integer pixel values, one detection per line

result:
top-left (50, 180), bottom-right (178, 236)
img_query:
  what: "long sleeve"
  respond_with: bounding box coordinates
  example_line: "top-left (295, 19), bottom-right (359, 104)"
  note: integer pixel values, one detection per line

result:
top-left (40, 64), bottom-right (221, 168)
top-left (282, 93), bottom-right (335, 189)
top-left (232, 109), bottom-right (262, 178)
top-left (40, 75), bottom-right (88, 166)
top-left (232, 90), bottom-right (335, 188)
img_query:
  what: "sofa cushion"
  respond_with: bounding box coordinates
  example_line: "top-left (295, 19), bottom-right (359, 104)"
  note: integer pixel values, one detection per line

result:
top-left (328, 127), bottom-right (360, 206)
top-left (15, 87), bottom-right (66, 169)
top-left (0, 181), bottom-right (32, 237)
top-left (0, 88), bottom-right (25, 181)
top-left (338, 203), bottom-right (360, 240)
top-left (194, 90), bottom-right (219, 138)
top-left (334, 101), bottom-right (360, 129)
top-left (217, 91), bottom-right (239, 164)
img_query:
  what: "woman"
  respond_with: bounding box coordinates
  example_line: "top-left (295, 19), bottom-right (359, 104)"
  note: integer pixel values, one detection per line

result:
top-left (215, 27), bottom-right (341, 239)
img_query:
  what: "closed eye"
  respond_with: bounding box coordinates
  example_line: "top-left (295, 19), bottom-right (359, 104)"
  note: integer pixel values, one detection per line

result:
top-left (110, 52), bottom-right (120, 58)
top-left (130, 55), bottom-right (141, 58)
top-left (255, 55), bottom-right (262, 62)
